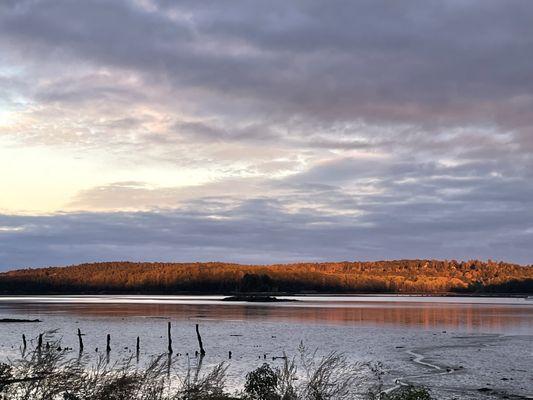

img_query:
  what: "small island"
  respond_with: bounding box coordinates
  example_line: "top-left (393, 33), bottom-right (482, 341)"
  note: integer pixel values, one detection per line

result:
top-left (221, 295), bottom-right (299, 302)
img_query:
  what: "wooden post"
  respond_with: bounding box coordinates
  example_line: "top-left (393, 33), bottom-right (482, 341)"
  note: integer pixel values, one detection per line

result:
top-left (22, 334), bottom-right (27, 350)
top-left (195, 324), bottom-right (205, 356)
top-left (194, 349), bottom-right (204, 382)
top-left (37, 333), bottom-right (43, 351)
top-left (77, 328), bottom-right (84, 352)
top-left (136, 336), bottom-right (140, 354)
top-left (167, 322), bottom-right (173, 354)
top-left (106, 334), bottom-right (111, 353)
top-left (228, 351), bottom-right (232, 359)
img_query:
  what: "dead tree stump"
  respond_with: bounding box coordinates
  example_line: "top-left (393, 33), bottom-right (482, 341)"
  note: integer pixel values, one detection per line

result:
top-left (167, 322), bottom-right (173, 354)
top-left (195, 324), bottom-right (206, 356)
top-left (77, 328), bottom-right (84, 352)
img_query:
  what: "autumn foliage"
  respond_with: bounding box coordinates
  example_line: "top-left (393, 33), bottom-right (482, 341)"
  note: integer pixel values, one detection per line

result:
top-left (0, 259), bottom-right (531, 294)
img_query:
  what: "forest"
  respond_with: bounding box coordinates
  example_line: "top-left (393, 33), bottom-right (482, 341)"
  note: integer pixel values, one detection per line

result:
top-left (0, 259), bottom-right (531, 294)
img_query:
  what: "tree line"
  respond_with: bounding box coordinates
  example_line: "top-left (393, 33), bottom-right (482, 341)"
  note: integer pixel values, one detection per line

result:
top-left (0, 259), bottom-right (531, 294)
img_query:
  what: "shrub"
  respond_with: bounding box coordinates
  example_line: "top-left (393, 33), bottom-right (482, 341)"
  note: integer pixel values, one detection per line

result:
top-left (382, 386), bottom-right (433, 400)
top-left (244, 364), bottom-right (279, 400)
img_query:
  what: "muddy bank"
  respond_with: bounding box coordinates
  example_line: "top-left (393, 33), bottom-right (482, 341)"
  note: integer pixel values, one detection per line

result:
top-left (391, 334), bottom-right (532, 399)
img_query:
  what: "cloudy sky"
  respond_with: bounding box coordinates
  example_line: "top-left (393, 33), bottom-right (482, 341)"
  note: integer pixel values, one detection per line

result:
top-left (1, 0), bottom-right (532, 270)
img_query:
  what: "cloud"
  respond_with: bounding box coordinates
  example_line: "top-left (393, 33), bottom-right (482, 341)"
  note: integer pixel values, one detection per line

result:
top-left (2, 150), bottom-right (531, 269)
top-left (1, 186), bottom-right (531, 270)
top-left (3, 0), bottom-right (533, 158)
top-left (3, 1), bottom-right (533, 130)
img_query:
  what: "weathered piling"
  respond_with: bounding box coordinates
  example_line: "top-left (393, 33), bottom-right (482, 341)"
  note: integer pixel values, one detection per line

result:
top-left (77, 328), bottom-right (84, 352)
top-left (22, 334), bottom-right (27, 350)
top-left (194, 349), bottom-right (204, 382)
top-left (136, 336), bottom-right (140, 363)
top-left (195, 324), bottom-right (206, 356)
top-left (228, 351), bottom-right (232, 359)
top-left (37, 333), bottom-right (43, 351)
top-left (167, 322), bottom-right (173, 354)
top-left (106, 334), bottom-right (111, 353)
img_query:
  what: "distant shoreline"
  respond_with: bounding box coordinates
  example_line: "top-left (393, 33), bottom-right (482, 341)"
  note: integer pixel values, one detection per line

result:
top-left (0, 292), bottom-right (531, 298)
top-left (1, 260), bottom-right (531, 295)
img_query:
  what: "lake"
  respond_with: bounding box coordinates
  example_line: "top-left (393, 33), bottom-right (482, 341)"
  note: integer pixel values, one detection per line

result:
top-left (0, 295), bottom-right (531, 399)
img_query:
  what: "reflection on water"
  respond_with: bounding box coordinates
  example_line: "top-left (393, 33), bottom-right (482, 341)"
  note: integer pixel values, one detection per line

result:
top-left (0, 296), bottom-right (531, 333)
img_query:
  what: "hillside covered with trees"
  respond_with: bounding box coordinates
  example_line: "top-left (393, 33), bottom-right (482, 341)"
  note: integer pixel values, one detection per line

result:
top-left (0, 260), bottom-right (531, 294)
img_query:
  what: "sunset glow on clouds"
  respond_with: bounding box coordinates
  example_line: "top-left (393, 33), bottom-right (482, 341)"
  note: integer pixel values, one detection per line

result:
top-left (1, 0), bottom-right (532, 269)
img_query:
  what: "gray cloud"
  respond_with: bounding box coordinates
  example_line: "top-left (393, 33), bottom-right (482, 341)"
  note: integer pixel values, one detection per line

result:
top-left (2, 151), bottom-right (532, 269)
top-left (1, 186), bottom-right (531, 270)
top-left (2, 0), bottom-right (533, 128)
top-left (3, 0), bottom-right (533, 158)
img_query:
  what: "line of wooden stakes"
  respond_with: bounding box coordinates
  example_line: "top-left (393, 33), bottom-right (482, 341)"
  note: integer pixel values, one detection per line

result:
top-left (20, 322), bottom-right (223, 361)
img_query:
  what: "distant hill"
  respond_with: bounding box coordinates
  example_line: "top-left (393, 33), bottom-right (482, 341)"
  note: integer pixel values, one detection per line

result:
top-left (0, 260), bottom-right (532, 294)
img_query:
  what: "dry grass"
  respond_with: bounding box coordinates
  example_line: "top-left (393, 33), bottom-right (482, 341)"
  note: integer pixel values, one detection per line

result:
top-left (0, 335), bottom-right (432, 400)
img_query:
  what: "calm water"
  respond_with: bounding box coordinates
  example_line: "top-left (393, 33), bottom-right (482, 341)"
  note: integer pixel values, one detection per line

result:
top-left (0, 295), bottom-right (531, 399)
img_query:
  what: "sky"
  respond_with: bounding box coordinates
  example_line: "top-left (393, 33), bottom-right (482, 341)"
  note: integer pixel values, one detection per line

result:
top-left (1, 0), bottom-right (532, 270)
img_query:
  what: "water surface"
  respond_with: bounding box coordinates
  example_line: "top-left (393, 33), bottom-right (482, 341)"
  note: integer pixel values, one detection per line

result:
top-left (0, 295), bottom-right (531, 399)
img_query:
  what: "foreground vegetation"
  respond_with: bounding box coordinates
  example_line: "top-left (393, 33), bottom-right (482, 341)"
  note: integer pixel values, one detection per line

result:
top-left (0, 259), bottom-right (531, 294)
top-left (0, 337), bottom-right (432, 400)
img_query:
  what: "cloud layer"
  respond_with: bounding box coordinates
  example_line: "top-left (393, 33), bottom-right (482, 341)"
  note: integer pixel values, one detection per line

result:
top-left (0, 0), bottom-right (532, 269)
